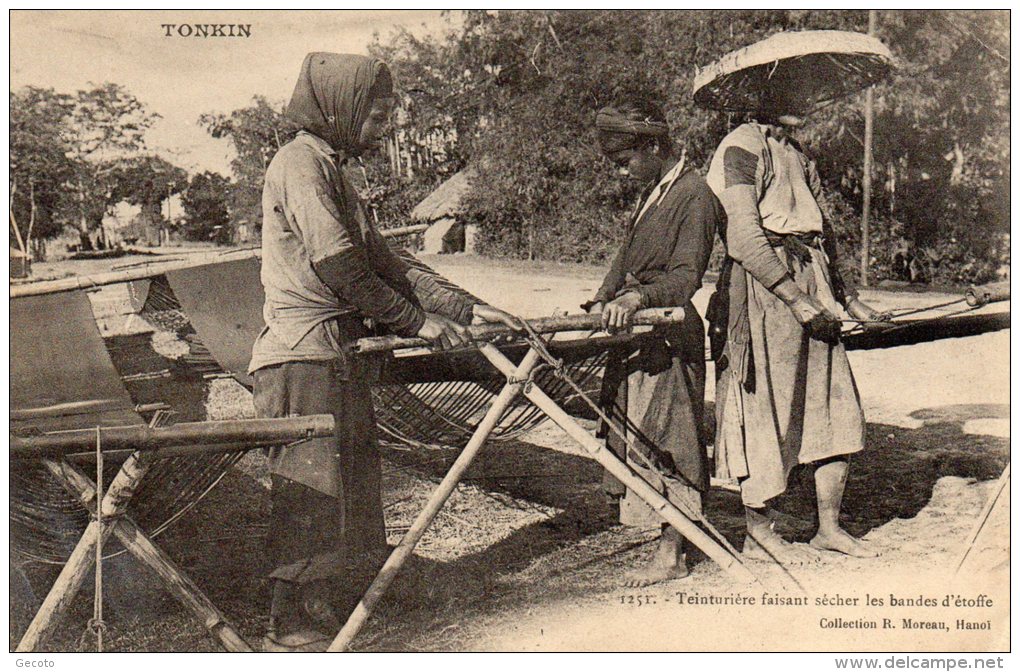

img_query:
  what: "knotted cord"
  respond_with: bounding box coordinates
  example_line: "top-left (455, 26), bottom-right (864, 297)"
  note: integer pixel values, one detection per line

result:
top-left (87, 426), bottom-right (108, 651)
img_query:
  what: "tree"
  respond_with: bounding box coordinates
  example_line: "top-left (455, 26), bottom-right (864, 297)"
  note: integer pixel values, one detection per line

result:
top-left (9, 87), bottom-right (76, 260)
top-left (65, 83), bottom-right (160, 249)
top-left (368, 10), bottom-right (1008, 282)
top-left (108, 155), bottom-right (188, 245)
top-left (199, 96), bottom-right (299, 236)
top-left (180, 171), bottom-right (233, 244)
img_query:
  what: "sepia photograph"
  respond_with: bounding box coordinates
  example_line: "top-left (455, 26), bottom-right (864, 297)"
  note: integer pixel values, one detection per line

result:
top-left (7, 8), bottom-right (1011, 659)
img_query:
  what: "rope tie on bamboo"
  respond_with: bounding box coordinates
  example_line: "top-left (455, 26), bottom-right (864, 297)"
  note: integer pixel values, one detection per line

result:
top-left (87, 426), bottom-right (108, 651)
top-left (505, 322), bottom-right (565, 393)
top-left (840, 297), bottom-right (972, 337)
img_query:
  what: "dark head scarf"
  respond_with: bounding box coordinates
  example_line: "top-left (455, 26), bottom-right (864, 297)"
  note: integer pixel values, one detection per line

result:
top-left (595, 105), bottom-right (669, 154)
top-left (285, 52), bottom-right (394, 154)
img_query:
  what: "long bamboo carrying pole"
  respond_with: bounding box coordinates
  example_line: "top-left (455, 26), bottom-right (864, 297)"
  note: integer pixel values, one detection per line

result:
top-left (10, 415), bottom-right (335, 459)
top-left (9, 225), bottom-right (428, 299)
top-left (352, 307), bottom-right (685, 354)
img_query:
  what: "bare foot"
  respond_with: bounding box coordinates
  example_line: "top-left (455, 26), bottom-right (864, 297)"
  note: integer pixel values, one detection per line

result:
top-left (742, 532), bottom-right (819, 566)
top-left (810, 529), bottom-right (879, 558)
top-left (622, 557), bottom-right (690, 588)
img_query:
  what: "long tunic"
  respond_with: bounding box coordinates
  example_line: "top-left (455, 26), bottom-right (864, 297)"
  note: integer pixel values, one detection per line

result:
top-left (706, 123), bottom-right (865, 509)
top-left (593, 161), bottom-right (722, 528)
top-left (251, 129), bottom-right (475, 580)
top-left (252, 131), bottom-right (475, 496)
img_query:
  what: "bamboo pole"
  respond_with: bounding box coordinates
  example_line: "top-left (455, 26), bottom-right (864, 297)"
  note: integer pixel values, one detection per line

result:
top-left (477, 343), bottom-right (758, 586)
top-left (352, 307), bottom-right (685, 354)
top-left (953, 463), bottom-right (1010, 577)
top-left (111, 519), bottom-right (252, 652)
top-left (16, 521), bottom-right (110, 652)
top-left (10, 414), bottom-right (335, 460)
top-left (9, 225), bottom-right (427, 299)
top-left (966, 281), bottom-right (1011, 307)
top-left (21, 457), bottom-right (253, 652)
top-left (16, 450), bottom-right (159, 652)
top-left (9, 249), bottom-right (261, 299)
top-left (860, 9), bottom-right (877, 287)
top-left (327, 348), bottom-right (542, 652)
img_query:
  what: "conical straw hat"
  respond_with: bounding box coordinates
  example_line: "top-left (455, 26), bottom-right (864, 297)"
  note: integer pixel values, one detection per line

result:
top-left (693, 30), bottom-right (894, 115)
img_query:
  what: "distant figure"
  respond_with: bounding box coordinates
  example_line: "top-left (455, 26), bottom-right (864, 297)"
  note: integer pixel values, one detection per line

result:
top-left (249, 52), bottom-right (520, 652)
top-left (586, 94), bottom-right (722, 586)
top-left (707, 110), bottom-right (890, 565)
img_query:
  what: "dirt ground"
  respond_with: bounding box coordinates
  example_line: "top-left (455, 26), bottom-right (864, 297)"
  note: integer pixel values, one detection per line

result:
top-left (10, 252), bottom-right (1010, 652)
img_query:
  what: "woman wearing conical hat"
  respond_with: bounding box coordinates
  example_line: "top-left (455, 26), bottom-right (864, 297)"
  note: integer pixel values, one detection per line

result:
top-left (706, 104), bottom-right (889, 566)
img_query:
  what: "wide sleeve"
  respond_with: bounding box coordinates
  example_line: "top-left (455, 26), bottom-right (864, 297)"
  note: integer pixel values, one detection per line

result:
top-left (635, 181), bottom-right (719, 309)
top-left (281, 155), bottom-right (426, 337)
top-left (366, 225), bottom-right (478, 325)
top-left (807, 158), bottom-right (857, 307)
top-left (707, 127), bottom-right (790, 290)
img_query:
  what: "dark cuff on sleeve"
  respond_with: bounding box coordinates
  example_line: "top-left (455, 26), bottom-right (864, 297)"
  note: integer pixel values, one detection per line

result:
top-left (403, 309), bottom-right (428, 338)
top-left (454, 301), bottom-right (478, 326)
top-left (313, 252), bottom-right (426, 337)
top-left (764, 271), bottom-right (794, 292)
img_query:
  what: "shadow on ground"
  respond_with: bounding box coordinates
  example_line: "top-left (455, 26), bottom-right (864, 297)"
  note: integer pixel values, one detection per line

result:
top-left (11, 402), bottom-right (1007, 652)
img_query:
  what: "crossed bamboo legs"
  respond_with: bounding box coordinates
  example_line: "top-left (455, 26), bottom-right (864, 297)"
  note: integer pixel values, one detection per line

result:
top-left (18, 340), bottom-right (756, 653)
top-left (16, 452), bottom-right (252, 653)
top-left (328, 342), bottom-right (759, 651)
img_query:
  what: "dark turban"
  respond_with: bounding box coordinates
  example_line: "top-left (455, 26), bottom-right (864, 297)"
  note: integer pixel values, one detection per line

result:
top-left (595, 106), bottom-right (669, 153)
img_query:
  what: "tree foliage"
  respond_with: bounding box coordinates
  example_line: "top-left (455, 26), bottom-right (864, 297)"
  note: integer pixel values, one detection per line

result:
top-left (109, 155), bottom-right (188, 213)
top-left (196, 11), bottom-right (1007, 284)
top-left (65, 83), bottom-right (162, 247)
top-left (366, 10), bottom-right (1008, 283)
top-left (199, 96), bottom-right (300, 235)
top-left (180, 171), bottom-right (233, 244)
top-left (10, 82), bottom-right (187, 255)
top-left (9, 87), bottom-right (77, 253)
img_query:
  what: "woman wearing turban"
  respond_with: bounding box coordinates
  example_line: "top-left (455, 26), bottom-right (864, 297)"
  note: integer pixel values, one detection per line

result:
top-left (586, 95), bottom-right (722, 586)
top-left (250, 53), bottom-right (519, 651)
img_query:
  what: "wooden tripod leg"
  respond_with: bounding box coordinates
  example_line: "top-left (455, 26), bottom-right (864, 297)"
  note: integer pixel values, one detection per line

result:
top-left (16, 519), bottom-right (109, 652)
top-left (954, 463), bottom-right (1010, 576)
top-left (16, 455), bottom-right (154, 652)
top-left (110, 519), bottom-right (252, 652)
top-left (477, 343), bottom-right (759, 586)
top-left (18, 456), bottom-right (252, 652)
top-left (327, 348), bottom-right (542, 652)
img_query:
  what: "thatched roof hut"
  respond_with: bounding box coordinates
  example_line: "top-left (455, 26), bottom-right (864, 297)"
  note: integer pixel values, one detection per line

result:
top-left (411, 169), bottom-right (476, 222)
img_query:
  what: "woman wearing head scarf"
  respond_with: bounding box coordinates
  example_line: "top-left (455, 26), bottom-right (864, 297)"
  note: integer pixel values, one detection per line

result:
top-left (585, 95), bottom-right (722, 586)
top-left (251, 53), bottom-right (520, 651)
top-left (706, 107), bottom-right (889, 566)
